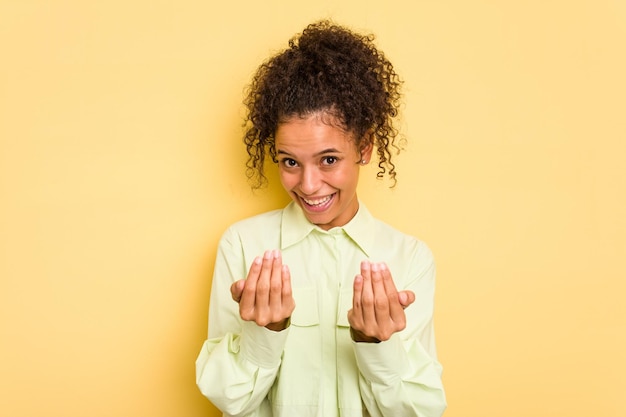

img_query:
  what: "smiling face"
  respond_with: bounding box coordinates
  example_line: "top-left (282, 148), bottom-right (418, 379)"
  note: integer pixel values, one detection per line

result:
top-left (275, 112), bottom-right (373, 230)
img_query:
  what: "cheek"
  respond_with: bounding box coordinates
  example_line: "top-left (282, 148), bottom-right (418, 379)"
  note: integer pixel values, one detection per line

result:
top-left (278, 169), bottom-right (296, 189)
top-left (335, 168), bottom-right (359, 188)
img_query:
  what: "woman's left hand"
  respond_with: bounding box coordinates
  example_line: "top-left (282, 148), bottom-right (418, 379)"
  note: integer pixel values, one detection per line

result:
top-left (348, 261), bottom-right (415, 342)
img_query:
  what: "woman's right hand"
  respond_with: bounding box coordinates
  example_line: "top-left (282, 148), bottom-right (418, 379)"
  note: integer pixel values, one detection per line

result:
top-left (230, 249), bottom-right (295, 331)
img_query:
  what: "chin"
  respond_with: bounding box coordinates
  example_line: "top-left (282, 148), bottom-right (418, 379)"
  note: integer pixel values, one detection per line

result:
top-left (306, 213), bottom-right (336, 229)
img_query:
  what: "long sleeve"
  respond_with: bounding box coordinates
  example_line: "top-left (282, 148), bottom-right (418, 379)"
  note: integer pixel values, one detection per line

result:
top-left (196, 204), bottom-right (446, 417)
top-left (195, 228), bottom-right (287, 417)
top-left (353, 245), bottom-right (447, 417)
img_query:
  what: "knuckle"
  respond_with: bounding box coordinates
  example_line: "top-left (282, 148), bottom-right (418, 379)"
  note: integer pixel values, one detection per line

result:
top-left (270, 280), bottom-right (281, 292)
top-left (254, 311), bottom-right (269, 326)
top-left (271, 313), bottom-right (284, 324)
top-left (379, 331), bottom-right (392, 341)
top-left (240, 310), bottom-right (253, 321)
top-left (396, 318), bottom-right (407, 331)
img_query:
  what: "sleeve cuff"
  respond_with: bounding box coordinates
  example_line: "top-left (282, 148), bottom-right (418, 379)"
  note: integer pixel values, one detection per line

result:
top-left (239, 321), bottom-right (290, 368)
top-left (352, 334), bottom-right (411, 384)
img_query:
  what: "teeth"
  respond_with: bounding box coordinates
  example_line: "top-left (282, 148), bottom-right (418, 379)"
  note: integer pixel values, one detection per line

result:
top-left (303, 195), bottom-right (332, 206)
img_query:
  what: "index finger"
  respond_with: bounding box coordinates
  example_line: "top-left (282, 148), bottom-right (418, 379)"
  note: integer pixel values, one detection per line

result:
top-left (380, 263), bottom-right (404, 319)
top-left (239, 255), bottom-right (262, 311)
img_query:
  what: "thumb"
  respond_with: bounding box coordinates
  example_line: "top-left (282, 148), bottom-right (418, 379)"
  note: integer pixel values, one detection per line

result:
top-left (230, 280), bottom-right (245, 303)
top-left (398, 290), bottom-right (416, 309)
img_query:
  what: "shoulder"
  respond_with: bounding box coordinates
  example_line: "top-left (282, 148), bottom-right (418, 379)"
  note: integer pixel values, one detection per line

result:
top-left (227, 208), bottom-right (283, 231)
top-left (360, 213), bottom-right (435, 280)
top-left (218, 208), bottom-right (284, 247)
top-left (364, 217), bottom-right (437, 290)
top-left (369, 216), bottom-right (434, 264)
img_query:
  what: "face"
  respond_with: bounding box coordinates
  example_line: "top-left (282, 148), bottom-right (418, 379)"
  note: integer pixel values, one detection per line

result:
top-left (275, 113), bottom-right (372, 230)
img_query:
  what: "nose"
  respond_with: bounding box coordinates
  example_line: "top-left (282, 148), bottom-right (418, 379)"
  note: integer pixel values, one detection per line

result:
top-left (299, 166), bottom-right (322, 195)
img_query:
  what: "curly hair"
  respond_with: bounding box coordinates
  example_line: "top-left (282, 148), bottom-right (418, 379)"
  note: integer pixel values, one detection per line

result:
top-left (243, 20), bottom-right (403, 188)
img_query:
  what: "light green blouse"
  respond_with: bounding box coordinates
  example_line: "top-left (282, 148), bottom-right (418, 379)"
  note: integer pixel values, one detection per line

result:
top-left (196, 202), bottom-right (446, 417)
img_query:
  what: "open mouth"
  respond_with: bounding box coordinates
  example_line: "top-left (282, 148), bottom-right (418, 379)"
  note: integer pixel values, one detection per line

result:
top-left (300, 193), bottom-right (335, 212)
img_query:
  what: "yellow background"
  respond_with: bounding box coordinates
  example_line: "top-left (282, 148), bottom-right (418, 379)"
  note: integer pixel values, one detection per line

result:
top-left (1, 1), bottom-right (624, 416)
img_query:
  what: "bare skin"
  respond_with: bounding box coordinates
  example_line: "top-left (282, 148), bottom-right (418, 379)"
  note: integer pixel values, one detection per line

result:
top-left (231, 251), bottom-right (415, 339)
top-left (348, 260), bottom-right (415, 342)
top-left (230, 249), bottom-right (295, 331)
top-left (230, 114), bottom-right (414, 339)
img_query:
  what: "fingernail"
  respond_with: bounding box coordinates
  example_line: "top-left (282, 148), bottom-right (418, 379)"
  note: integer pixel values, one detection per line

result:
top-left (264, 250), bottom-right (272, 259)
top-left (371, 263), bottom-right (379, 272)
top-left (254, 256), bottom-right (262, 265)
top-left (399, 292), bottom-right (408, 304)
top-left (361, 260), bottom-right (370, 269)
top-left (380, 263), bottom-right (387, 270)
top-left (273, 249), bottom-right (280, 258)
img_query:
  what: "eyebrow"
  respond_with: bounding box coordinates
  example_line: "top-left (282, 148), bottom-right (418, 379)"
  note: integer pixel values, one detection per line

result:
top-left (277, 148), bottom-right (342, 157)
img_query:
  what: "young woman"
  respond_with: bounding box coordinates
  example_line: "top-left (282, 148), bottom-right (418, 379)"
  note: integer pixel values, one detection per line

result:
top-left (196, 20), bottom-right (446, 417)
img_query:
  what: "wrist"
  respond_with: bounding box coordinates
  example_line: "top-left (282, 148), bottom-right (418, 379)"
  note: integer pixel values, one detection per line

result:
top-left (265, 317), bottom-right (291, 332)
top-left (350, 327), bottom-right (381, 343)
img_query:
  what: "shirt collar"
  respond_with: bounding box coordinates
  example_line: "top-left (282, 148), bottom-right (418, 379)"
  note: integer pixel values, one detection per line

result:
top-left (280, 201), bottom-right (375, 256)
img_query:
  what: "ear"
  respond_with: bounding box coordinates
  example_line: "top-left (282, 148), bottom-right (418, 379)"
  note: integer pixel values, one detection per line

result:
top-left (359, 140), bottom-right (374, 165)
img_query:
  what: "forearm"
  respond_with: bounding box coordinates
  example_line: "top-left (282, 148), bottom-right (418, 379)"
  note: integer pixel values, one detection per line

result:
top-left (354, 334), bottom-right (447, 417)
top-left (196, 322), bottom-right (289, 416)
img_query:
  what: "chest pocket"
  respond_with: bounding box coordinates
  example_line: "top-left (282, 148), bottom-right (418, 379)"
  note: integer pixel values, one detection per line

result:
top-left (290, 287), bottom-right (319, 327)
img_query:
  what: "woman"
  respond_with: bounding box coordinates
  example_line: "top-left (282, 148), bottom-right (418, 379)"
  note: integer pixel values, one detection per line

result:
top-left (196, 20), bottom-right (446, 417)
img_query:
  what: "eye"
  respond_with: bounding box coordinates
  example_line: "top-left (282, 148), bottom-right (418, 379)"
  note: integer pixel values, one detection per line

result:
top-left (281, 158), bottom-right (298, 168)
top-left (321, 156), bottom-right (339, 166)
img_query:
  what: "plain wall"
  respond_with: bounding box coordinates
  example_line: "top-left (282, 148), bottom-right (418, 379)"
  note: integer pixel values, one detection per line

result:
top-left (1, 1), bottom-right (625, 416)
